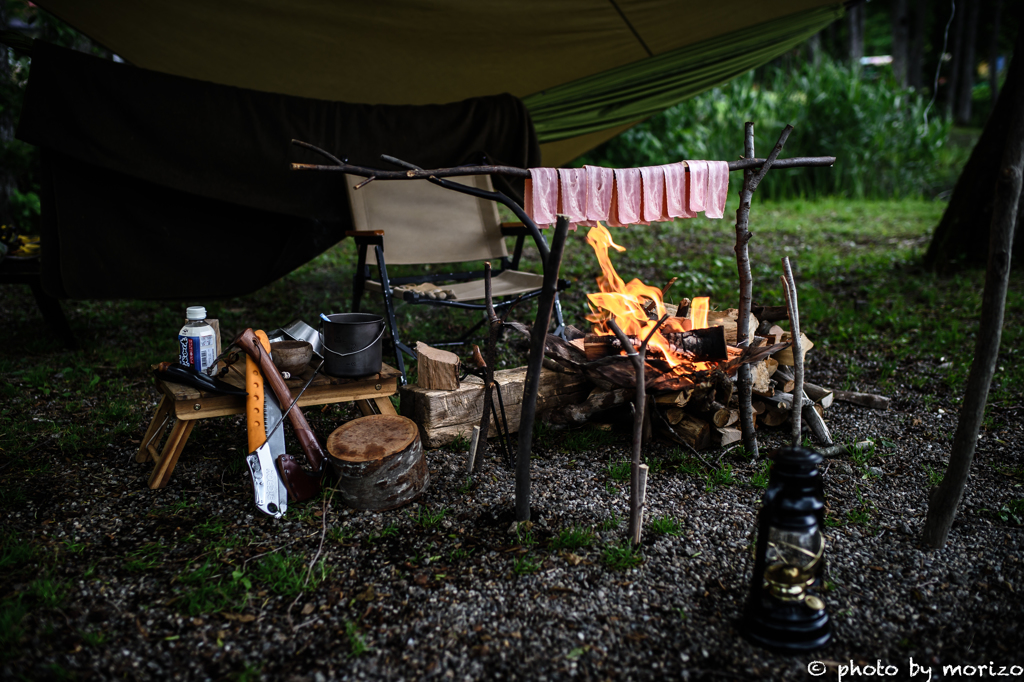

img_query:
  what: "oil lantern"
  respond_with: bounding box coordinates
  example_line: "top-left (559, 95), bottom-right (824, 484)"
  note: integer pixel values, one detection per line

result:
top-left (743, 445), bottom-right (831, 653)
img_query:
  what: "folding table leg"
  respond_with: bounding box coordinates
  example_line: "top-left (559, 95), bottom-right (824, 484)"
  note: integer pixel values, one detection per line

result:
top-left (147, 419), bottom-right (196, 489)
top-left (136, 396), bottom-right (174, 463)
top-left (375, 244), bottom-right (408, 384)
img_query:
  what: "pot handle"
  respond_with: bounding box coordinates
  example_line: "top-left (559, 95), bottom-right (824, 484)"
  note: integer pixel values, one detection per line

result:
top-left (318, 319), bottom-right (386, 357)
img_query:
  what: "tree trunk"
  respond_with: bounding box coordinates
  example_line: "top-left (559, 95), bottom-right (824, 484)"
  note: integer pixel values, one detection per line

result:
top-left (989, 0), bottom-right (1004, 106)
top-left (946, 2), bottom-right (966, 120)
top-left (848, 3), bottom-right (865, 67)
top-left (892, 0), bottom-right (911, 87)
top-left (922, 24), bottom-right (1024, 547)
top-left (955, 0), bottom-right (981, 124)
top-left (924, 28), bottom-right (1024, 271)
top-left (907, 0), bottom-right (928, 90)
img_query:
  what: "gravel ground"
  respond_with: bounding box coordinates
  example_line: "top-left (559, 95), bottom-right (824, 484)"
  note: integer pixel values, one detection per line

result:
top-left (2, 306), bottom-right (1024, 681)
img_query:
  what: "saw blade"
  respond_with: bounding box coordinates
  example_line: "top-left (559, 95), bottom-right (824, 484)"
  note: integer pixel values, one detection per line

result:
top-left (263, 389), bottom-right (289, 514)
top-left (248, 442), bottom-right (283, 518)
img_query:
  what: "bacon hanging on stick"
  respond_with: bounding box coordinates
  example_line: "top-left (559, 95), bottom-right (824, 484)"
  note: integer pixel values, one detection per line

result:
top-left (639, 166), bottom-right (666, 223)
top-left (557, 168), bottom-right (587, 227)
top-left (583, 165), bottom-right (614, 226)
top-left (686, 160), bottom-right (708, 214)
top-left (526, 167), bottom-right (559, 226)
top-left (705, 161), bottom-right (730, 219)
top-left (664, 162), bottom-right (695, 219)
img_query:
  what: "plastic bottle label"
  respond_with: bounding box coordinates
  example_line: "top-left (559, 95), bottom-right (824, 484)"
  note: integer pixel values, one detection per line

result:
top-left (178, 331), bottom-right (217, 374)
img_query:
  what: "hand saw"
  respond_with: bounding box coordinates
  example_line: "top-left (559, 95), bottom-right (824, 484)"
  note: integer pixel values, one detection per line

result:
top-left (244, 329), bottom-right (288, 518)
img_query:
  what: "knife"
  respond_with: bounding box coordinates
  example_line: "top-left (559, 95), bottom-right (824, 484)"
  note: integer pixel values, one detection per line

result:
top-left (243, 329), bottom-right (287, 518)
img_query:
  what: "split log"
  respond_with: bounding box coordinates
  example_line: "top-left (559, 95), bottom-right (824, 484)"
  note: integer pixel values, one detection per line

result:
top-left (660, 305), bottom-right (758, 346)
top-left (750, 360), bottom-right (772, 394)
top-left (415, 342), bottom-right (461, 390)
top-left (751, 400), bottom-right (766, 415)
top-left (773, 332), bottom-right (814, 366)
top-left (760, 407), bottom-right (789, 427)
top-left (803, 381), bottom-right (834, 408)
top-left (400, 366), bottom-right (590, 447)
top-left (760, 391), bottom-right (794, 412)
top-left (773, 365), bottom-right (796, 393)
top-left (716, 425), bottom-right (744, 446)
top-left (583, 326), bottom-right (727, 362)
top-left (655, 387), bottom-right (695, 407)
top-left (554, 388), bottom-right (632, 425)
top-left (658, 411), bottom-right (711, 450)
top-left (694, 400), bottom-right (738, 428)
top-left (831, 388), bottom-right (890, 410)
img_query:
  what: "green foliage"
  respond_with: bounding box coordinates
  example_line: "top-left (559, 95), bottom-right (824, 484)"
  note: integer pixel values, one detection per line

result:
top-left (749, 460), bottom-right (772, 489)
top-left (564, 427), bottom-right (619, 452)
top-left (605, 459), bottom-right (631, 481)
top-left (995, 499), bottom-right (1024, 526)
top-left (512, 555), bottom-right (541, 575)
top-left (648, 515), bottom-right (683, 536)
top-left (601, 541), bottom-right (644, 570)
top-left (581, 58), bottom-right (952, 200)
top-left (922, 464), bottom-right (945, 487)
top-left (549, 525), bottom-right (595, 551)
top-left (124, 542), bottom-right (166, 572)
top-left (410, 506), bottom-right (448, 529)
top-left (704, 463), bottom-right (736, 490)
top-left (596, 513), bottom-right (622, 532)
top-left (345, 620), bottom-right (372, 658)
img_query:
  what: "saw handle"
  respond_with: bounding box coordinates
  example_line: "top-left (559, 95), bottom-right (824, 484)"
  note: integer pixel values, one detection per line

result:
top-left (236, 327), bottom-right (327, 472)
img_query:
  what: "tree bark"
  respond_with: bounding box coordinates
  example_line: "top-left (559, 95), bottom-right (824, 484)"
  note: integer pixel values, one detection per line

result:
top-left (922, 28), bottom-right (1024, 548)
top-left (908, 0), bottom-right (928, 90)
top-left (892, 0), bottom-right (911, 87)
top-left (925, 25), bottom-right (1024, 271)
top-left (848, 2), bottom-right (865, 67)
top-left (989, 0), bottom-right (1004, 106)
top-left (955, 0), bottom-right (981, 124)
top-left (946, 1), bottom-right (966, 120)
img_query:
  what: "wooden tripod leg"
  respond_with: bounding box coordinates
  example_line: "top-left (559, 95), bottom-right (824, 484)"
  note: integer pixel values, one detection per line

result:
top-left (147, 418), bottom-right (196, 489)
top-left (356, 396), bottom-right (398, 416)
top-left (137, 396), bottom-right (173, 463)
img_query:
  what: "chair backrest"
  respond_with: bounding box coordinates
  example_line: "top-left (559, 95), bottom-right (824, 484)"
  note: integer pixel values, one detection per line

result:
top-left (345, 174), bottom-right (507, 265)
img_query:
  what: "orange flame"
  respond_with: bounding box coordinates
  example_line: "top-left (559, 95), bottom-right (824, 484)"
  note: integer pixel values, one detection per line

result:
top-left (691, 297), bottom-right (709, 329)
top-left (584, 225), bottom-right (681, 367)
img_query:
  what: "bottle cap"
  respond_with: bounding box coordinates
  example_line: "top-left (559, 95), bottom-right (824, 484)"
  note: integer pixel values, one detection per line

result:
top-left (186, 306), bottom-right (208, 321)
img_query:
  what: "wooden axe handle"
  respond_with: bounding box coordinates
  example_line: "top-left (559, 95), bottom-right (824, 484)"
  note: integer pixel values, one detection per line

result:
top-left (236, 328), bottom-right (326, 472)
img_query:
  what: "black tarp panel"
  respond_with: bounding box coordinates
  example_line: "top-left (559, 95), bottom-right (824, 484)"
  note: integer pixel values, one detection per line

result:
top-left (18, 41), bottom-right (540, 299)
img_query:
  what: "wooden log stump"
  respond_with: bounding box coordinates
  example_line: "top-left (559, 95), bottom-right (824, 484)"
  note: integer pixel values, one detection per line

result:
top-left (415, 342), bottom-right (461, 390)
top-left (326, 415), bottom-right (429, 510)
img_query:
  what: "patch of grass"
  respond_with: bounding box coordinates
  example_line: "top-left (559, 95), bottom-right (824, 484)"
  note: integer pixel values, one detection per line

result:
top-left (367, 524), bottom-right (399, 543)
top-left (449, 432), bottom-right (471, 452)
top-left (596, 513), bottom-right (622, 532)
top-left (749, 460), bottom-right (771, 489)
top-left (410, 506), bottom-right (448, 529)
top-left (605, 460), bottom-right (631, 481)
top-left (0, 533), bottom-right (34, 572)
top-left (457, 476), bottom-right (475, 494)
top-left (512, 555), bottom-right (541, 575)
top-left (328, 525), bottom-right (355, 544)
top-left (250, 552), bottom-right (331, 598)
top-left (80, 628), bottom-right (107, 647)
top-left (512, 524), bottom-right (537, 548)
top-left (922, 464), bottom-right (945, 487)
top-left (173, 558), bottom-right (249, 617)
top-left (704, 463), bottom-right (736, 490)
top-left (601, 541), bottom-right (644, 570)
top-left (846, 509), bottom-right (872, 525)
top-left (345, 620), bottom-right (372, 658)
top-left (648, 515), bottom-right (683, 536)
top-left (995, 499), bottom-right (1024, 526)
top-left (448, 547), bottom-right (474, 562)
top-left (0, 596), bottom-right (28, 662)
top-left (677, 456), bottom-right (703, 476)
top-left (549, 525), bottom-right (595, 551)
top-left (124, 542), bottom-right (165, 572)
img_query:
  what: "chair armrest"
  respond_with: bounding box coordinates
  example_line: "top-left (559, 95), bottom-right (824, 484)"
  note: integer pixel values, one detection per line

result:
top-left (500, 222), bottom-right (531, 238)
top-left (346, 230), bottom-right (384, 246)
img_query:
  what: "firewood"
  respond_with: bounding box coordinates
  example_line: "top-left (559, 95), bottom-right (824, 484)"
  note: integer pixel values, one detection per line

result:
top-left (760, 407), bottom-right (789, 427)
top-left (803, 381), bottom-right (834, 408)
top-left (716, 425), bottom-right (743, 446)
top-left (766, 357), bottom-right (779, 377)
top-left (760, 391), bottom-right (793, 411)
top-left (554, 388), bottom-right (632, 425)
top-left (712, 370), bottom-right (734, 406)
top-left (666, 407), bottom-right (686, 425)
top-left (655, 387), bottom-right (695, 407)
top-left (830, 388), bottom-right (889, 410)
top-left (692, 400), bottom-right (736, 428)
top-left (670, 413), bottom-right (711, 450)
top-left (800, 391), bottom-right (833, 445)
top-left (773, 332), bottom-right (814, 366)
top-left (583, 326), bottom-right (727, 362)
top-left (752, 304), bottom-right (791, 322)
top-left (415, 342), bottom-right (461, 390)
top-left (820, 440), bottom-right (874, 458)
top-left (706, 309), bottom-right (758, 345)
top-left (751, 400), bottom-right (766, 415)
top-left (750, 360), bottom-right (771, 394)
top-left (772, 365), bottom-right (796, 393)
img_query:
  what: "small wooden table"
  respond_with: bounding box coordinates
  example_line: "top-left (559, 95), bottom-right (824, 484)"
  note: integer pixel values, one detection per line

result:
top-left (136, 360), bottom-right (401, 489)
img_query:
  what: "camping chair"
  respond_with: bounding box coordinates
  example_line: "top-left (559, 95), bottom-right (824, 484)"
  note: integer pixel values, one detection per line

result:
top-left (344, 174), bottom-right (568, 384)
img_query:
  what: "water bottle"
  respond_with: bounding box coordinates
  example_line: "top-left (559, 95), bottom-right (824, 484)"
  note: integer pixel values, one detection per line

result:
top-left (178, 306), bottom-right (217, 375)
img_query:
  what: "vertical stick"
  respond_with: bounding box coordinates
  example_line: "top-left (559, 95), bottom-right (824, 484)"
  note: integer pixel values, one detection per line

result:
top-left (516, 217), bottom-right (571, 522)
top-left (734, 123), bottom-right (794, 458)
top-left (734, 123), bottom-right (759, 459)
top-left (472, 262), bottom-right (500, 473)
top-left (467, 425), bottom-right (481, 474)
top-left (609, 317), bottom-right (645, 546)
top-left (635, 464), bottom-right (649, 546)
top-left (780, 257), bottom-right (803, 445)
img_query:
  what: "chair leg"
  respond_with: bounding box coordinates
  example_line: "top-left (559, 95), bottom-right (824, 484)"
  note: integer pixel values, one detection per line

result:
top-left (374, 244), bottom-right (410, 385)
